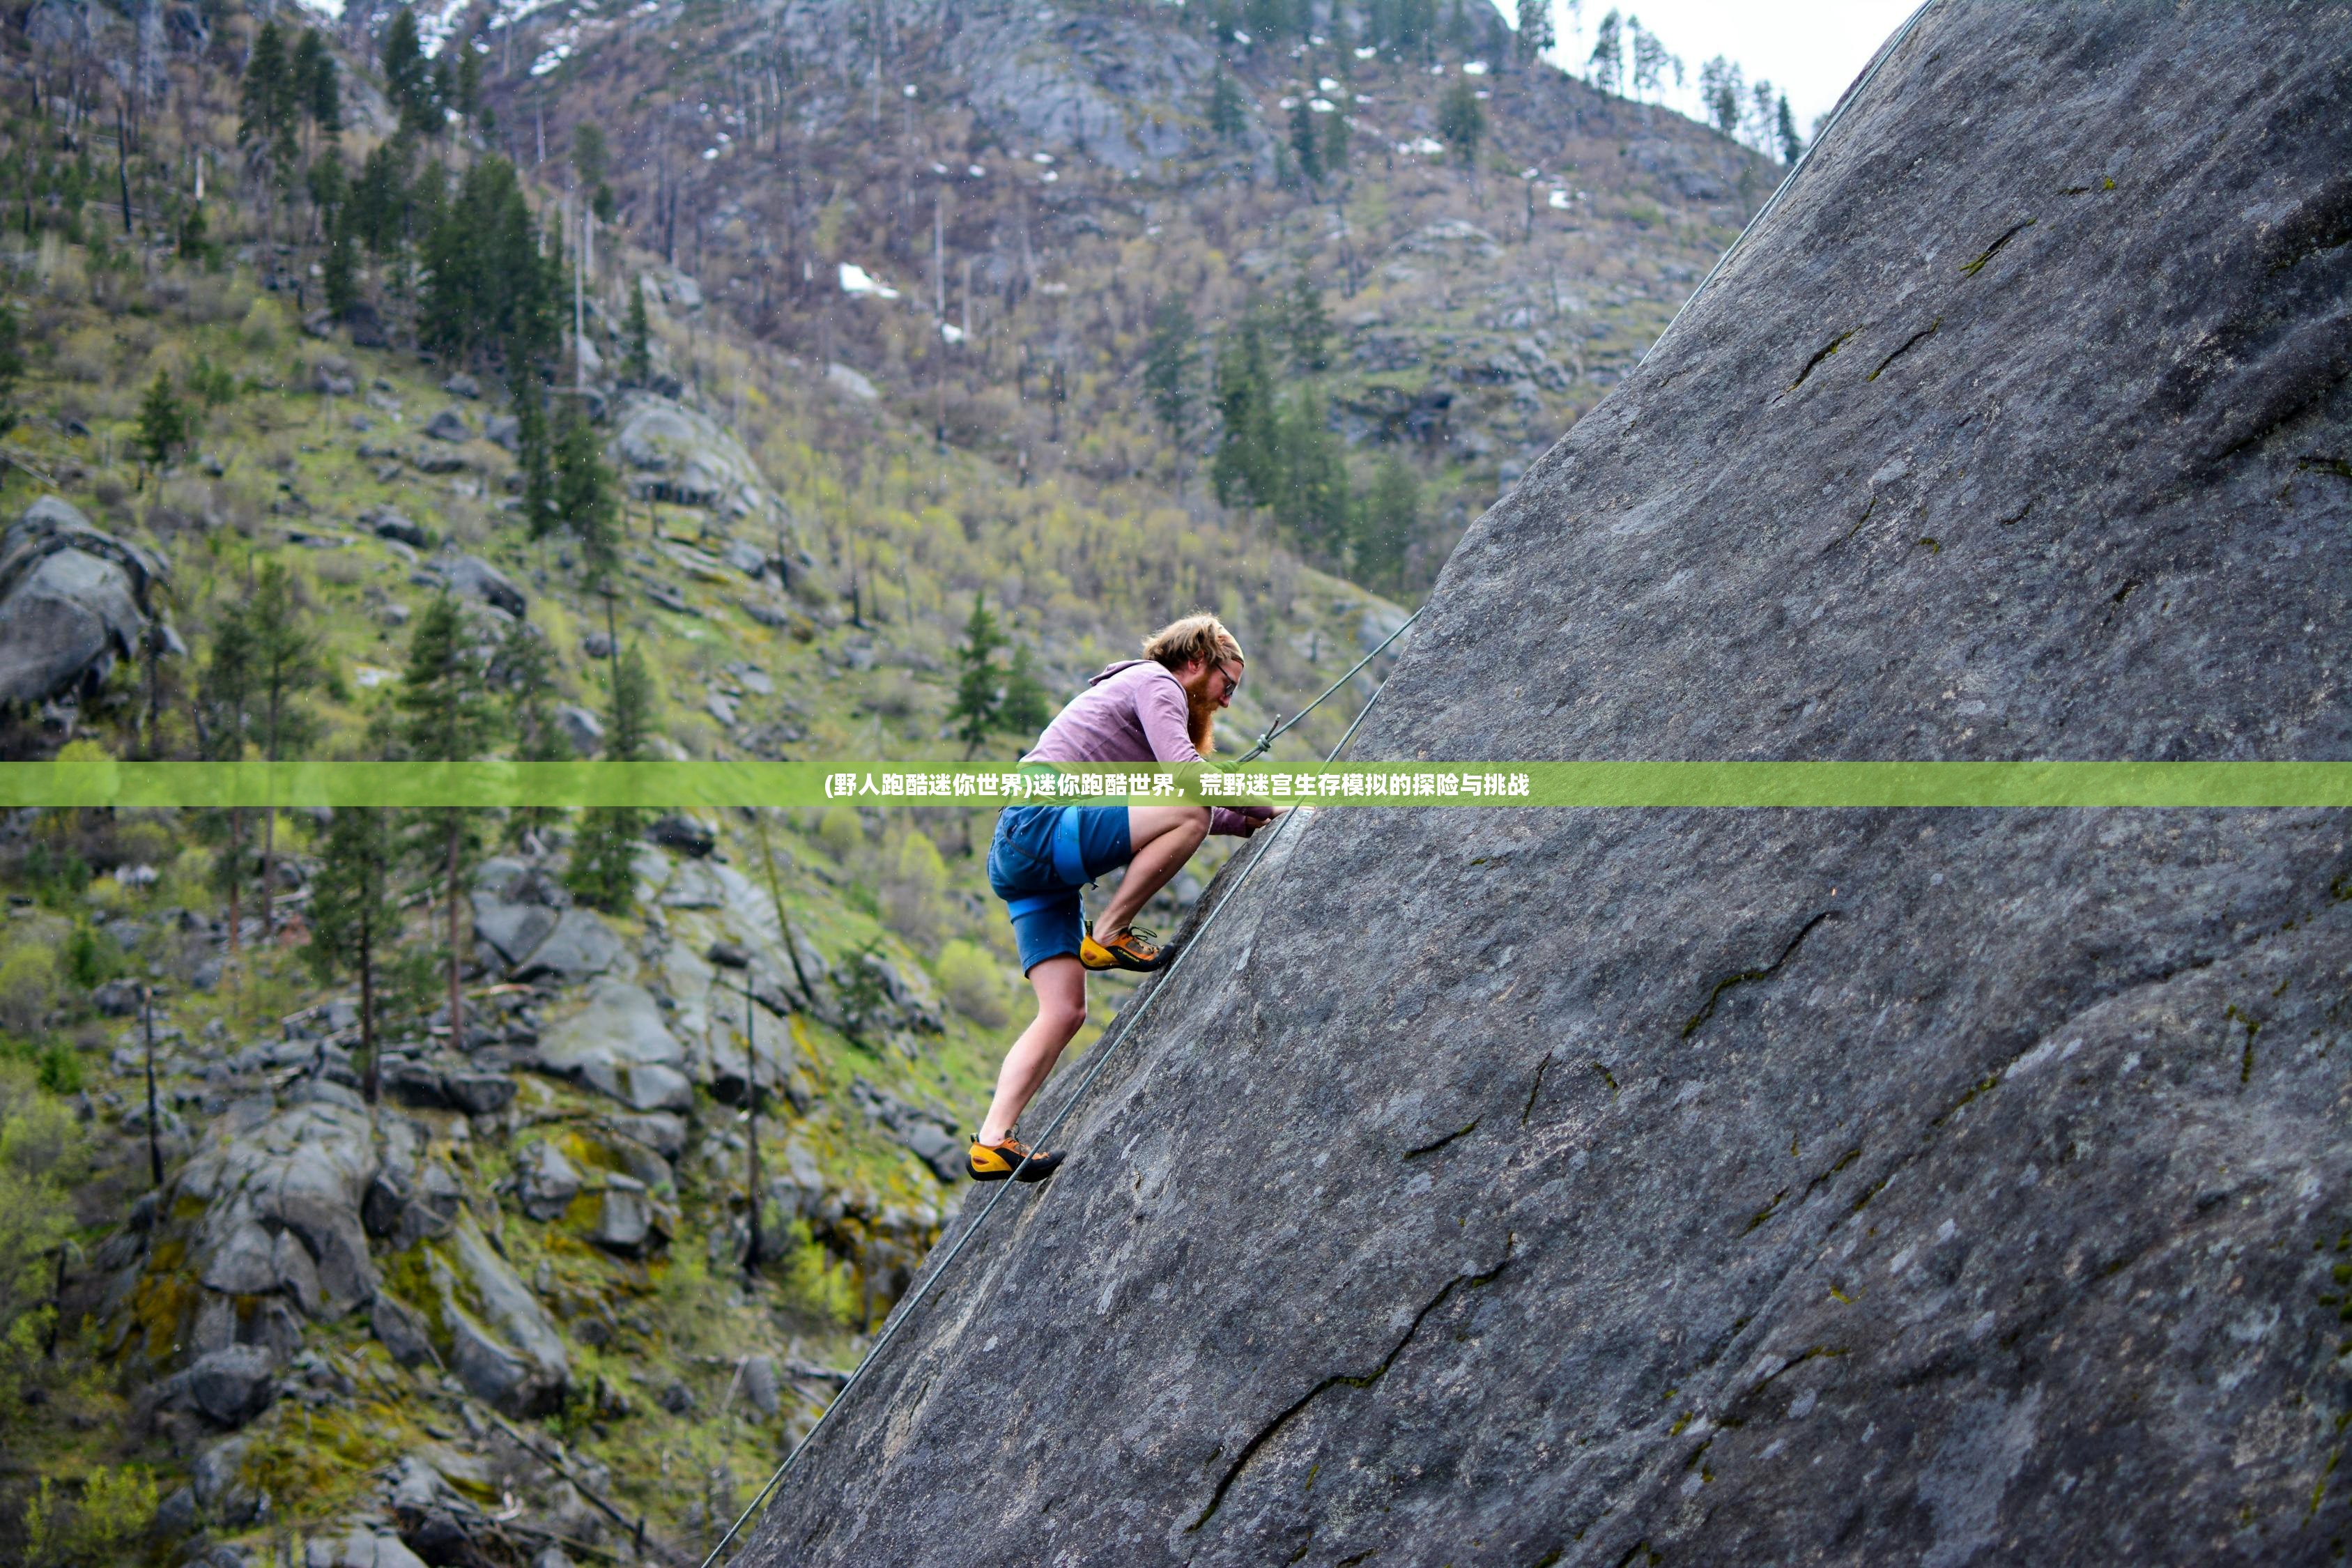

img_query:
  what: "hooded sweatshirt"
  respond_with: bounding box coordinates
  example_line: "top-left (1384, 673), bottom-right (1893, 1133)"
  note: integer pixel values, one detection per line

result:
top-left (1022, 659), bottom-right (1275, 838)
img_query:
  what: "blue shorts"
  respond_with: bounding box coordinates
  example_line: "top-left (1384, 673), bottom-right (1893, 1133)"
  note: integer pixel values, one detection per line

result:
top-left (987, 805), bottom-right (1134, 973)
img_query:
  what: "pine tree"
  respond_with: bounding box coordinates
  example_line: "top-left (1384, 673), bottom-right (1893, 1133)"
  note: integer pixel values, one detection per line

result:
top-left (305, 147), bottom-right (346, 243)
top-left (999, 643), bottom-right (1052, 745)
top-left (568, 645), bottom-right (654, 914)
top-left (495, 617), bottom-right (569, 845)
top-left (950, 594), bottom-right (1006, 758)
top-left (294, 29), bottom-right (340, 137)
top-left (1208, 72), bottom-right (1250, 142)
top-left (1438, 77), bottom-right (1486, 167)
top-left (1283, 268), bottom-right (1330, 374)
top-left (248, 561), bottom-right (321, 941)
top-left (239, 22), bottom-right (295, 169)
top-left (624, 276), bottom-right (652, 384)
top-left (1353, 449), bottom-right (1421, 590)
top-left (307, 806), bottom-right (396, 1102)
top-left (0, 306), bottom-right (22, 435)
top-left (397, 594), bottom-right (502, 1055)
top-left (419, 157), bottom-right (563, 371)
top-left (195, 602), bottom-right (256, 965)
top-left (1288, 96), bottom-right (1323, 185)
top-left (1629, 22), bottom-right (1681, 102)
top-left (516, 387), bottom-right (558, 539)
top-left (1144, 296), bottom-right (1197, 451)
top-left (1272, 387), bottom-right (1349, 562)
top-left (1321, 95), bottom-right (1351, 178)
top-left (1212, 308), bottom-right (1279, 511)
top-left (323, 217), bottom-right (357, 318)
top-left (136, 370), bottom-right (187, 469)
top-left (572, 124), bottom-right (608, 191)
top-left (1776, 93), bottom-right (1804, 163)
top-left (1700, 56), bottom-right (1744, 137)
top-left (606, 643), bottom-right (656, 764)
top-left (1587, 8), bottom-right (1624, 94)
top-left (1516, 0), bottom-right (1554, 62)
top-left (383, 8), bottom-right (435, 139)
top-left (455, 48), bottom-right (483, 130)
top-left (555, 399), bottom-right (620, 581)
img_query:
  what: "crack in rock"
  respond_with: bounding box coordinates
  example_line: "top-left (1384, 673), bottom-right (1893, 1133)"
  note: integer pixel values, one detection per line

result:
top-left (1185, 1245), bottom-right (1514, 1532)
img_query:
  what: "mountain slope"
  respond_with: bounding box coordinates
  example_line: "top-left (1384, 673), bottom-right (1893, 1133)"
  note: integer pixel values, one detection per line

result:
top-left (742, 6), bottom-right (2352, 1565)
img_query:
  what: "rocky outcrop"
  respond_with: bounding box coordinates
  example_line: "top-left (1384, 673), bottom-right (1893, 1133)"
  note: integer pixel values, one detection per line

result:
top-left (178, 1100), bottom-right (380, 1326)
top-left (747, 9), bottom-right (2352, 1567)
top-left (433, 1212), bottom-right (570, 1417)
top-left (536, 976), bottom-right (692, 1112)
top-left (0, 495), bottom-right (169, 704)
top-left (612, 392), bottom-right (774, 519)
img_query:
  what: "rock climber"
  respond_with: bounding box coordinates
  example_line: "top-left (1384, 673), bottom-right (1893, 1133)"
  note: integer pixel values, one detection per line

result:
top-left (967, 613), bottom-right (1278, 1183)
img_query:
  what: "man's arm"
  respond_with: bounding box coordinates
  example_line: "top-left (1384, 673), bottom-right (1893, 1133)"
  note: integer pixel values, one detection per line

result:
top-left (1133, 670), bottom-right (1274, 836)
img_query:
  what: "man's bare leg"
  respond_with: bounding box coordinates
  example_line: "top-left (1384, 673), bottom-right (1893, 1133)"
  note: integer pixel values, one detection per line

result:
top-left (1094, 806), bottom-right (1208, 940)
top-left (978, 955), bottom-right (1086, 1143)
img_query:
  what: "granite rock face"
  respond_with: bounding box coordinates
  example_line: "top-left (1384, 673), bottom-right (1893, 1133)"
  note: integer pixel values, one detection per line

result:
top-left (748, 8), bottom-right (2352, 1567)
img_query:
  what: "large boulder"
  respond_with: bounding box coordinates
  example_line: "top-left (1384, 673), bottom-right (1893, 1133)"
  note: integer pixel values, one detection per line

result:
top-left (175, 1344), bottom-right (277, 1429)
top-left (612, 392), bottom-right (772, 518)
top-left (515, 1139), bottom-right (583, 1222)
top-left (176, 1100), bottom-right (378, 1324)
top-left (0, 496), bottom-right (167, 703)
top-left (471, 897), bottom-right (559, 968)
top-left (511, 908), bottom-right (623, 981)
top-left (745, 10), bottom-right (2352, 1568)
top-left (436, 1213), bottom-right (568, 1417)
top-left (536, 977), bottom-right (691, 1112)
top-left (442, 554), bottom-right (527, 618)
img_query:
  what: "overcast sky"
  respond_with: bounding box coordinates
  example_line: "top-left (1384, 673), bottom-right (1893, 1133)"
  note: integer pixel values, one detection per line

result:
top-left (1527, 0), bottom-right (1922, 137)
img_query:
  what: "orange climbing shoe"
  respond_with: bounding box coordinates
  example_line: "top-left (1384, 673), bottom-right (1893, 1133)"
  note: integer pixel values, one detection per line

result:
top-left (967, 1132), bottom-right (1063, 1183)
top-left (1080, 922), bottom-right (1167, 973)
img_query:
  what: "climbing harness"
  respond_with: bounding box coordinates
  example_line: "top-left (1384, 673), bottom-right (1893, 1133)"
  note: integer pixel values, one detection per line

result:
top-left (1232, 604), bottom-right (1424, 766)
top-left (1639, 0), bottom-right (1937, 368)
top-left (697, 655), bottom-right (1411, 1567)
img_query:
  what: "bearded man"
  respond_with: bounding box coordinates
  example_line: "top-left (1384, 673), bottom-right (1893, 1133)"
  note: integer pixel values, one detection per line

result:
top-left (969, 613), bottom-right (1277, 1183)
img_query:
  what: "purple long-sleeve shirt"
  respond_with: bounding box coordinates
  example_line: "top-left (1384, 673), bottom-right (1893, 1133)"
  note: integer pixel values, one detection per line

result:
top-left (1024, 659), bottom-right (1275, 838)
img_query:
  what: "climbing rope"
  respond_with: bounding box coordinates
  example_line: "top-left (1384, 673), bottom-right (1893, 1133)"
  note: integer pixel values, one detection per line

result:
top-left (1639, 0), bottom-right (1937, 368)
top-left (1231, 604), bottom-right (1424, 766)
top-left (698, 668), bottom-right (1406, 1567)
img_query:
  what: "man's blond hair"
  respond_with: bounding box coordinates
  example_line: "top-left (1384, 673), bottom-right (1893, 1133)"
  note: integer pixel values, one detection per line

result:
top-left (1142, 613), bottom-right (1244, 672)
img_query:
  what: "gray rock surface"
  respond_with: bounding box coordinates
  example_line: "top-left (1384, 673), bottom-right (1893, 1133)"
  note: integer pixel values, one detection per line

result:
top-left (438, 1213), bottom-right (569, 1416)
top-left (746, 9), bottom-right (2352, 1567)
top-left (178, 1101), bottom-right (379, 1323)
top-left (369, 1292), bottom-right (440, 1370)
top-left (589, 1174), bottom-right (657, 1256)
top-left (537, 977), bottom-right (691, 1112)
top-left (442, 554), bottom-right (527, 618)
top-left (555, 702), bottom-right (605, 755)
top-left (471, 896), bottom-right (558, 967)
top-left (611, 392), bottom-right (770, 516)
top-left (0, 495), bottom-right (167, 702)
top-left (516, 1139), bottom-right (583, 1222)
top-left (422, 407), bottom-right (471, 442)
top-left (511, 908), bottom-right (622, 981)
top-left (178, 1345), bottom-right (277, 1428)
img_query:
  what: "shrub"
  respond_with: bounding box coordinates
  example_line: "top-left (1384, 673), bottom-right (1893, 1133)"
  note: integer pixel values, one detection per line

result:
top-left (771, 1217), bottom-right (860, 1328)
top-left (33, 1043), bottom-right (79, 1096)
top-left (0, 946), bottom-right (56, 1036)
top-left (63, 923), bottom-right (121, 990)
top-left (18, 1464), bottom-right (157, 1567)
top-left (879, 831), bottom-right (948, 946)
top-left (814, 806), bottom-right (863, 862)
top-left (935, 939), bottom-right (1009, 1028)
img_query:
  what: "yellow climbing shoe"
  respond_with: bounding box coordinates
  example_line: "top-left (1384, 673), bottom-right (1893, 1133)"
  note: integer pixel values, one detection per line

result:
top-left (1080, 922), bottom-right (1167, 973)
top-left (967, 1133), bottom-right (1063, 1183)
